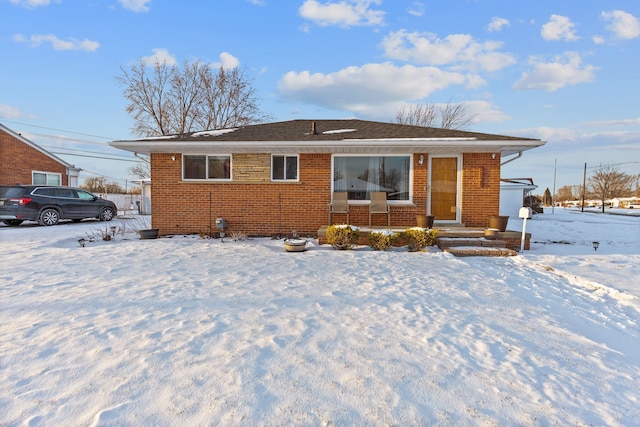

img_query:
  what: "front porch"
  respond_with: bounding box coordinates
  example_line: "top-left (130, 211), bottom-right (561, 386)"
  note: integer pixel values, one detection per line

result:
top-left (317, 224), bottom-right (530, 256)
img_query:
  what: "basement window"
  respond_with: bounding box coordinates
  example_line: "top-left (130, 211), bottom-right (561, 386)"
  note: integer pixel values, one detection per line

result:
top-left (183, 155), bottom-right (231, 180)
top-left (271, 155), bottom-right (299, 181)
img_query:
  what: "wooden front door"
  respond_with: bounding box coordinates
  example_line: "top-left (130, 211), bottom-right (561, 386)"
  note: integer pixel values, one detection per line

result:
top-left (428, 156), bottom-right (461, 222)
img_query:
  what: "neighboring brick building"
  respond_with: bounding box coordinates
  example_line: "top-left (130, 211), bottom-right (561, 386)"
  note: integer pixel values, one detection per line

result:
top-left (110, 119), bottom-right (545, 236)
top-left (0, 123), bottom-right (80, 186)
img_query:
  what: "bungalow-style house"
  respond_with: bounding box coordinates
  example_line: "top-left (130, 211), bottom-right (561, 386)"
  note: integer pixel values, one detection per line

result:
top-left (0, 123), bottom-right (81, 186)
top-left (109, 119), bottom-right (545, 236)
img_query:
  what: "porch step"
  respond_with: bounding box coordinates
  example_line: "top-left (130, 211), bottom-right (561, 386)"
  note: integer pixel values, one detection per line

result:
top-left (442, 246), bottom-right (518, 257)
top-left (436, 237), bottom-right (518, 257)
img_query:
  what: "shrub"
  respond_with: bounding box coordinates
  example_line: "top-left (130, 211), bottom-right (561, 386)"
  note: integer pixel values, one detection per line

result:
top-left (403, 227), bottom-right (438, 252)
top-left (326, 225), bottom-right (360, 250)
top-left (367, 229), bottom-right (399, 251)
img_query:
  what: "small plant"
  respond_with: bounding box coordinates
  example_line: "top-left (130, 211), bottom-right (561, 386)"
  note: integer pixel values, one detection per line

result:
top-left (403, 227), bottom-right (438, 252)
top-left (367, 229), bottom-right (398, 251)
top-left (326, 224), bottom-right (360, 250)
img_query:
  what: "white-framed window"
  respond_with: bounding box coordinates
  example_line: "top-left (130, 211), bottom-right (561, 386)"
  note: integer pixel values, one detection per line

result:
top-left (182, 154), bottom-right (232, 180)
top-left (271, 154), bottom-right (299, 181)
top-left (32, 171), bottom-right (62, 186)
top-left (332, 155), bottom-right (412, 202)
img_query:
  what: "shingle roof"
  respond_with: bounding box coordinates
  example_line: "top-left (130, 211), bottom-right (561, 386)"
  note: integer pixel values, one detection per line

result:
top-left (110, 119), bottom-right (545, 156)
top-left (145, 119), bottom-right (539, 142)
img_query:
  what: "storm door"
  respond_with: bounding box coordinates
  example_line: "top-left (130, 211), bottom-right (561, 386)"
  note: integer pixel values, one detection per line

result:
top-left (428, 155), bottom-right (461, 223)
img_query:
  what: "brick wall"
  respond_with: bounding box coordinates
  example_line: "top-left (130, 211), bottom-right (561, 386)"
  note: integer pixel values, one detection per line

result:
top-left (0, 130), bottom-right (69, 186)
top-left (150, 152), bottom-right (500, 236)
top-left (461, 153), bottom-right (501, 227)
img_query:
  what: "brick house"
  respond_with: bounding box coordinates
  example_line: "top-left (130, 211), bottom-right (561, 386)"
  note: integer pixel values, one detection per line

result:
top-left (0, 123), bottom-right (80, 187)
top-left (110, 119), bottom-right (545, 237)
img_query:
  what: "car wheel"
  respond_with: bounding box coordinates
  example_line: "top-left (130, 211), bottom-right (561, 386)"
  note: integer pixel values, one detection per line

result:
top-left (100, 206), bottom-right (115, 221)
top-left (39, 208), bottom-right (60, 226)
top-left (3, 219), bottom-right (24, 226)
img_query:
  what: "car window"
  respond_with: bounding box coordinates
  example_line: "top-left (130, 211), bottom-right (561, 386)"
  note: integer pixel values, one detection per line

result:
top-left (0, 187), bottom-right (26, 198)
top-left (34, 188), bottom-right (58, 197)
top-left (76, 190), bottom-right (96, 200)
top-left (56, 188), bottom-right (75, 198)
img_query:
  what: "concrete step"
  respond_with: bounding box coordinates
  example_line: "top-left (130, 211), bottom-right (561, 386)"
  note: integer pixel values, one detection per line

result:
top-left (442, 246), bottom-right (518, 257)
top-left (436, 237), bottom-right (518, 257)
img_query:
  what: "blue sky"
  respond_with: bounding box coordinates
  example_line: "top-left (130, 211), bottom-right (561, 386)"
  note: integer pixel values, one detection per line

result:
top-left (1, 0), bottom-right (639, 194)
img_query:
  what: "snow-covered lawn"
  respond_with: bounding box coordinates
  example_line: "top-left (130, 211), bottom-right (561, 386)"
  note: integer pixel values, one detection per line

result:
top-left (1, 208), bottom-right (639, 426)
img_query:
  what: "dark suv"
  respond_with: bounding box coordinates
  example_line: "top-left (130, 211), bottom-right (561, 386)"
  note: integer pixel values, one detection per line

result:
top-left (0, 185), bottom-right (117, 226)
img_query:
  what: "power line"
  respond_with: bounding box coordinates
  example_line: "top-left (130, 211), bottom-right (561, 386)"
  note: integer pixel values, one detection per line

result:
top-left (1, 119), bottom-right (120, 140)
top-left (41, 144), bottom-right (137, 160)
top-left (49, 151), bottom-right (140, 162)
top-left (586, 161), bottom-right (639, 170)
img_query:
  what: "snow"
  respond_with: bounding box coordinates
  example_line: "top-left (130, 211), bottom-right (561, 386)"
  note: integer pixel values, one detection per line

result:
top-left (1, 208), bottom-right (639, 426)
top-left (322, 129), bottom-right (357, 134)
top-left (191, 129), bottom-right (237, 137)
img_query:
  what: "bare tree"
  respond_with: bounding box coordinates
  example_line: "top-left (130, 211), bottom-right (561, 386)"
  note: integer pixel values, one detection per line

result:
top-left (198, 67), bottom-right (268, 130)
top-left (588, 165), bottom-right (634, 213)
top-left (81, 176), bottom-right (125, 194)
top-left (395, 104), bottom-right (438, 127)
top-left (129, 161), bottom-right (151, 179)
top-left (117, 60), bottom-right (269, 137)
top-left (395, 101), bottom-right (476, 130)
top-left (555, 185), bottom-right (576, 203)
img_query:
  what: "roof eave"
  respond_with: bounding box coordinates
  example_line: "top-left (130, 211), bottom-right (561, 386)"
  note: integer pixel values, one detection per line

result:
top-left (109, 139), bottom-right (546, 156)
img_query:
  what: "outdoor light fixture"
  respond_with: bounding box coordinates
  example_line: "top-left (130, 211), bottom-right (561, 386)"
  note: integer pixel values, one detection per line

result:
top-left (491, 153), bottom-right (496, 159)
top-left (419, 155), bottom-right (424, 165)
top-left (171, 155), bottom-right (176, 161)
top-left (592, 241), bottom-right (600, 251)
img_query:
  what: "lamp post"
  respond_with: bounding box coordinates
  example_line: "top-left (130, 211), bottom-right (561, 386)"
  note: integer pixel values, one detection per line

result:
top-left (592, 241), bottom-right (600, 251)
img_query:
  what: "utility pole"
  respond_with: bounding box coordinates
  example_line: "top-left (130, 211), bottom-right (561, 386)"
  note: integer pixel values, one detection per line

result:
top-left (581, 162), bottom-right (587, 212)
top-left (552, 158), bottom-right (557, 214)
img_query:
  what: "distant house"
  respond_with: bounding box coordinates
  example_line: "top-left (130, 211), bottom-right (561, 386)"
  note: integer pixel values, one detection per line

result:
top-left (0, 123), bottom-right (80, 186)
top-left (110, 119), bottom-right (546, 236)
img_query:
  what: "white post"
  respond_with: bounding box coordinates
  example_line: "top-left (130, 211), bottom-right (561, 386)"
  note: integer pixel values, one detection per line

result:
top-left (518, 207), bottom-right (533, 252)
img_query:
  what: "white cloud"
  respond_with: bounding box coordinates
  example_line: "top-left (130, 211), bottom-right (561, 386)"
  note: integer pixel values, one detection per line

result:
top-left (0, 104), bottom-right (24, 119)
top-left (9, 0), bottom-right (55, 8)
top-left (541, 15), bottom-right (579, 41)
top-left (277, 62), bottom-right (467, 115)
top-left (488, 17), bottom-right (510, 32)
top-left (464, 74), bottom-right (487, 89)
top-left (592, 35), bottom-right (606, 45)
top-left (455, 100), bottom-right (510, 123)
top-left (407, 2), bottom-right (424, 17)
top-left (13, 33), bottom-right (99, 51)
top-left (602, 10), bottom-right (640, 40)
top-left (381, 30), bottom-right (516, 72)
top-left (585, 117), bottom-right (640, 127)
top-left (213, 52), bottom-right (240, 69)
top-left (246, 0), bottom-right (266, 5)
top-left (299, 0), bottom-right (385, 28)
top-left (513, 52), bottom-right (596, 92)
top-left (118, 0), bottom-right (150, 12)
top-left (141, 48), bottom-right (176, 66)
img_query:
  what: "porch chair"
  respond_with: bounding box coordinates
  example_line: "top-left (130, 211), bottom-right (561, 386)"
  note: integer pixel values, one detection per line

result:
top-left (369, 192), bottom-right (390, 227)
top-left (328, 192), bottom-right (350, 225)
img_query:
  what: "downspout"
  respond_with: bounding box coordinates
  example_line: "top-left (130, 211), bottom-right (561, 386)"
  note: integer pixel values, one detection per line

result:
top-left (500, 151), bottom-right (522, 167)
top-left (134, 152), bottom-right (150, 163)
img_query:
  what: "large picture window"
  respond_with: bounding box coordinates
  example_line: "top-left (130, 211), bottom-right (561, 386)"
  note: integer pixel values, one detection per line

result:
top-left (271, 155), bottom-right (299, 181)
top-left (333, 155), bottom-right (411, 201)
top-left (183, 155), bottom-right (231, 180)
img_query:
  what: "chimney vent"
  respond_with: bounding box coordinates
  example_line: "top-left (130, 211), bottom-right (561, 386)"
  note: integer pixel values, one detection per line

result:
top-left (311, 120), bottom-right (317, 135)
